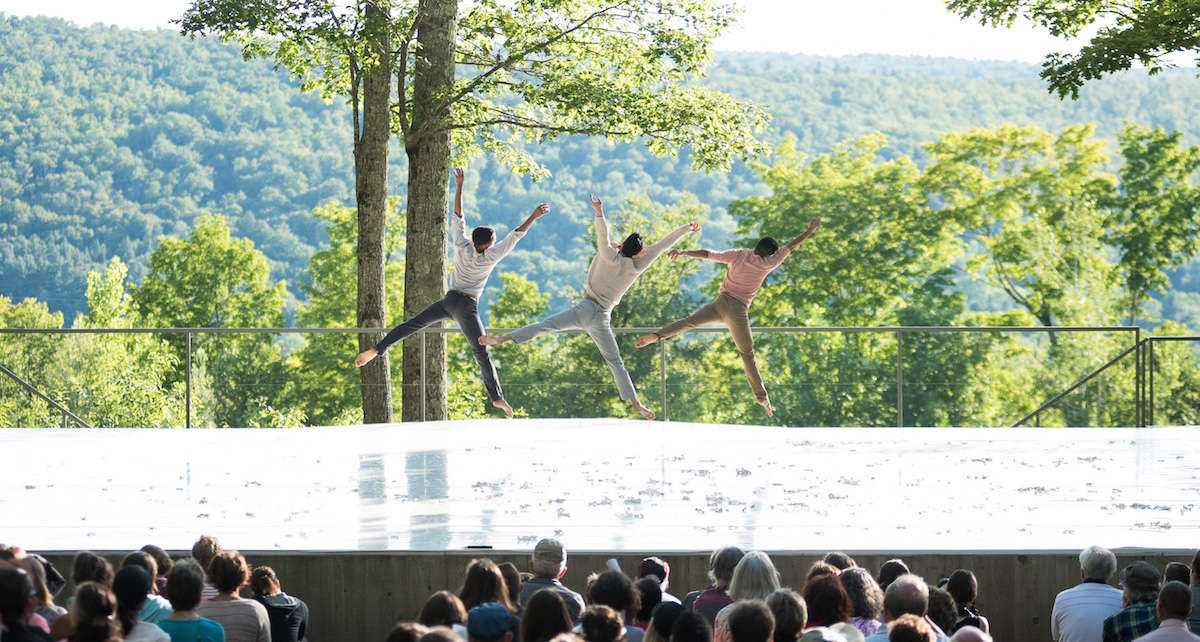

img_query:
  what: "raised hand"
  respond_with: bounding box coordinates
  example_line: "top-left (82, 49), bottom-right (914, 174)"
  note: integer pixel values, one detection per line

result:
top-left (808, 217), bottom-right (820, 231)
top-left (688, 222), bottom-right (700, 232)
top-left (668, 249), bottom-right (681, 259)
top-left (531, 203), bottom-right (550, 219)
top-left (590, 194), bottom-right (603, 214)
top-left (454, 167), bottom-right (465, 187)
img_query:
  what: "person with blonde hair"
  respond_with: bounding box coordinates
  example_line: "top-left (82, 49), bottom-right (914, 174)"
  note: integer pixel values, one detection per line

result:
top-left (714, 553), bottom-right (782, 642)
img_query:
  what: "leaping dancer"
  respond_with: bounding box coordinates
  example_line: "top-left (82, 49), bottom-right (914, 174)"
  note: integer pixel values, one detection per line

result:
top-left (355, 167), bottom-right (550, 418)
top-left (634, 218), bottom-right (821, 417)
top-left (480, 194), bottom-right (699, 420)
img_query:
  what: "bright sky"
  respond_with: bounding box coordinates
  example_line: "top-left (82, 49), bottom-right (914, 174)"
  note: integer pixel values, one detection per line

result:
top-left (0, 0), bottom-right (1088, 64)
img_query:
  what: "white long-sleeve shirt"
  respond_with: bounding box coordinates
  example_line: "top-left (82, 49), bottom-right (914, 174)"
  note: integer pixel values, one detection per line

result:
top-left (583, 215), bottom-right (691, 310)
top-left (447, 213), bottom-right (526, 298)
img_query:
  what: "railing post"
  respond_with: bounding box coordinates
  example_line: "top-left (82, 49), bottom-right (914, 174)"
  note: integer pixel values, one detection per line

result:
top-left (896, 331), bottom-right (903, 428)
top-left (1149, 338), bottom-right (1155, 426)
top-left (660, 340), bottom-right (667, 423)
top-left (186, 331), bottom-right (192, 429)
top-left (421, 329), bottom-right (427, 422)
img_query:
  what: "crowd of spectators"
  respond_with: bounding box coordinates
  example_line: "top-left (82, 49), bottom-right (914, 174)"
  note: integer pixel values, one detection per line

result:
top-left (6, 539), bottom-right (1200, 642)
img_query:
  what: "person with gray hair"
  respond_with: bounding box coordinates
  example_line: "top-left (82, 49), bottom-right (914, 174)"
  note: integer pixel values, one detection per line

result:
top-left (1102, 561), bottom-right (1161, 642)
top-left (1052, 545), bottom-right (1123, 642)
top-left (861, 575), bottom-right (946, 642)
top-left (1134, 581), bottom-right (1200, 641)
top-left (519, 539), bottom-right (585, 622)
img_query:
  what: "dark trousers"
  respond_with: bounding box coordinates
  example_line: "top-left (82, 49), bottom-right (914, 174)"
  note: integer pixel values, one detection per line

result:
top-left (374, 290), bottom-right (503, 402)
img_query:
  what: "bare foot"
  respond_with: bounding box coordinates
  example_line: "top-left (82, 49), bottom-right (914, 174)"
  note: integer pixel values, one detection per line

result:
top-left (634, 333), bottom-right (659, 348)
top-left (758, 397), bottom-right (774, 417)
top-left (493, 398), bottom-right (514, 419)
top-left (355, 349), bottom-right (378, 367)
top-left (631, 400), bottom-right (656, 421)
top-left (479, 335), bottom-right (505, 346)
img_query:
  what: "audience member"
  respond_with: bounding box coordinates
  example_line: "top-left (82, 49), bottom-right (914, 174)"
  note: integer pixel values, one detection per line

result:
top-left (388, 622), bottom-right (431, 642)
top-left (693, 547), bottom-right (746, 623)
top-left (1102, 561), bottom-right (1161, 642)
top-left (140, 545), bottom-right (173, 595)
top-left (588, 571), bottom-right (643, 642)
top-left (726, 600), bottom-right (774, 642)
top-left (638, 558), bottom-right (680, 605)
top-left (195, 551), bottom-right (270, 642)
top-left (945, 571), bottom-right (988, 635)
top-left (823, 555), bottom-right (857, 572)
top-left (580, 605), bottom-right (627, 642)
top-left (1191, 549), bottom-right (1200, 635)
top-left (862, 575), bottom-right (946, 642)
top-left (646, 603), bottom-right (684, 642)
top-left (156, 560), bottom-right (225, 642)
top-left (674, 610), bottom-right (715, 642)
top-left (807, 563), bottom-right (840, 582)
top-left (766, 590), bottom-right (807, 642)
top-left (470, 603), bottom-right (515, 642)
top-left (421, 625), bottom-right (467, 642)
top-left (113, 566), bottom-right (170, 642)
top-left (797, 623), bottom-right (863, 642)
top-left (1052, 545), bottom-right (1123, 642)
top-left (500, 563), bottom-right (525, 615)
top-left (802, 574), bottom-right (852, 629)
top-left (420, 591), bottom-right (469, 629)
top-left (877, 562), bottom-right (910, 593)
top-left (924, 589), bottom-right (955, 640)
top-left (714, 552), bottom-right (781, 642)
top-left (18, 557), bottom-right (67, 627)
top-left (946, 627), bottom-right (990, 642)
top-left (72, 552), bottom-right (115, 592)
top-left (885, 614), bottom-right (933, 642)
top-left (1135, 581), bottom-right (1200, 641)
top-left (191, 535), bottom-right (223, 601)
top-left (0, 565), bottom-right (54, 642)
top-left (522, 588), bottom-right (574, 642)
top-left (1167, 564), bottom-right (1192, 587)
top-left (121, 551), bottom-right (174, 623)
top-left (460, 559), bottom-right (520, 635)
top-left (520, 540), bottom-right (585, 623)
top-left (839, 568), bottom-right (883, 636)
top-left (67, 582), bottom-right (122, 642)
top-left (249, 565), bottom-right (309, 642)
top-left (634, 578), bottom-right (663, 629)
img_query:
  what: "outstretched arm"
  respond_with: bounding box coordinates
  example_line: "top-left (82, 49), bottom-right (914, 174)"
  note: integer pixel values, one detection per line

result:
top-left (786, 218), bottom-right (821, 251)
top-left (515, 203), bottom-right (550, 233)
top-left (453, 168), bottom-right (465, 219)
top-left (669, 249), bottom-right (712, 260)
top-left (637, 222), bottom-right (700, 264)
top-left (591, 194), bottom-right (611, 255)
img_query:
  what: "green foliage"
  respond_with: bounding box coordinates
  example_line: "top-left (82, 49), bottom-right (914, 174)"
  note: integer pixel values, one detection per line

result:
top-left (290, 199), bottom-right (406, 425)
top-left (947, 0), bottom-right (1200, 99)
top-left (0, 296), bottom-right (64, 427)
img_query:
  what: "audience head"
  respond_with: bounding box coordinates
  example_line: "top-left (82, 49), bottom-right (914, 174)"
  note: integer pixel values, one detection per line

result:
top-left (0, 566), bottom-right (34, 627)
top-left (839, 567), bottom-right (882, 621)
top-left (882, 575), bottom-right (929, 621)
top-left (521, 589), bottom-right (573, 642)
top-left (120, 551), bottom-right (158, 583)
top-left (671, 609), bottom-right (714, 642)
top-left (765, 589), bottom-right (807, 642)
top-left (72, 551), bottom-right (114, 587)
top-left (754, 237), bottom-right (780, 258)
top-left (1191, 549), bottom-right (1200, 583)
top-left (1079, 545), bottom-right (1117, 582)
top-left (190, 535), bottom-right (222, 573)
top-left (589, 571), bottom-right (637, 613)
top-left (388, 622), bottom-right (431, 642)
top-left (925, 587), bottom-right (957, 636)
top-left (112, 566), bottom-right (152, 637)
top-left (796, 625), bottom-right (860, 642)
top-left (418, 590), bottom-right (469, 628)
top-left (945, 570), bottom-right (978, 609)
top-left (947, 627), bottom-right (992, 642)
top-left (531, 539), bottom-right (568, 580)
top-left (638, 557), bottom-right (671, 591)
top-left (139, 545), bottom-right (173, 580)
top-left (729, 552), bottom-right (781, 602)
top-left (249, 566), bottom-right (280, 597)
top-left (207, 550), bottom-right (250, 595)
top-left (164, 559), bottom-right (206, 611)
top-left (648, 602), bottom-right (684, 642)
top-left (727, 600), bottom-right (774, 642)
top-left (420, 625), bottom-right (467, 642)
top-left (822, 553), bottom-right (856, 571)
top-left (886, 614), bottom-right (934, 642)
top-left (806, 562), bottom-right (840, 582)
top-left (801, 574), bottom-right (851, 626)
top-left (70, 581), bottom-right (121, 642)
top-left (468, 602), bottom-right (513, 642)
top-left (499, 563), bottom-right (523, 606)
top-left (620, 233), bottom-right (645, 258)
top-left (876, 560), bottom-right (910, 592)
top-left (17, 557), bottom-right (54, 609)
top-left (1120, 561), bottom-right (1161, 604)
top-left (1165, 562), bottom-right (1191, 586)
top-left (709, 547), bottom-right (746, 591)
top-left (1157, 580), bottom-right (1194, 622)
top-left (580, 604), bottom-right (626, 642)
top-left (635, 577), bottom-right (662, 623)
top-left (460, 559), bottom-right (514, 612)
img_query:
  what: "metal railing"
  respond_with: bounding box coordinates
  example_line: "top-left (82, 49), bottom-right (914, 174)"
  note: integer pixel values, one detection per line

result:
top-left (0, 362), bottom-right (91, 428)
top-left (0, 324), bottom-right (1162, 427)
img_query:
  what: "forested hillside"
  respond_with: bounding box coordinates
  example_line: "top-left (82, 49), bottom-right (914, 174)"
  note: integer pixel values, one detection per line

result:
top-left (2, 13), bottom-right (1200, 323)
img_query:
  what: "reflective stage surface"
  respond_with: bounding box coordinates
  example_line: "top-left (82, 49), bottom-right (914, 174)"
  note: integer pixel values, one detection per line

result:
top-left (3, 420), bottom-right (1198, 552)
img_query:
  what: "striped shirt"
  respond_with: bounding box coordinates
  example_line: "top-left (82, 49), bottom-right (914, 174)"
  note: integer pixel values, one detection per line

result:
top-left (196, 599), bottom-right (270, 642)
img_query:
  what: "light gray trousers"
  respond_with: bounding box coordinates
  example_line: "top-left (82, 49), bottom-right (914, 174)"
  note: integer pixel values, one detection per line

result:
top-left (509, 299), bottom-right (637, 401)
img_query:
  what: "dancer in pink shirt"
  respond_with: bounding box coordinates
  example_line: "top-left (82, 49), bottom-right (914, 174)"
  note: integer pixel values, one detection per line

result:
top-left (635, 218), bottom-right (820, 416)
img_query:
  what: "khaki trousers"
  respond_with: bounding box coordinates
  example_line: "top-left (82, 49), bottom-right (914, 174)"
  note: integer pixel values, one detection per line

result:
top-left (656, 293), bottom-right (767, 401)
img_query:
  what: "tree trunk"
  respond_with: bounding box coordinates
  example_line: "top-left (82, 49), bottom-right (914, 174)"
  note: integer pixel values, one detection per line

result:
top-left (402, 0), bottom-right (457, 421)
top-left (356, 1), bottom-right (394, 424)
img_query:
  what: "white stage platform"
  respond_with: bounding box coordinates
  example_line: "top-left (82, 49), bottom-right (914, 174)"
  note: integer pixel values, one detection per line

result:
top-left (3, 420), bottom-right (1198, 552)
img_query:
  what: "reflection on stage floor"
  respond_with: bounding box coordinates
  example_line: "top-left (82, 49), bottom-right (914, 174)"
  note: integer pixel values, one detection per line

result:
top-left (3, 419), bottom-right (1197, 552)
